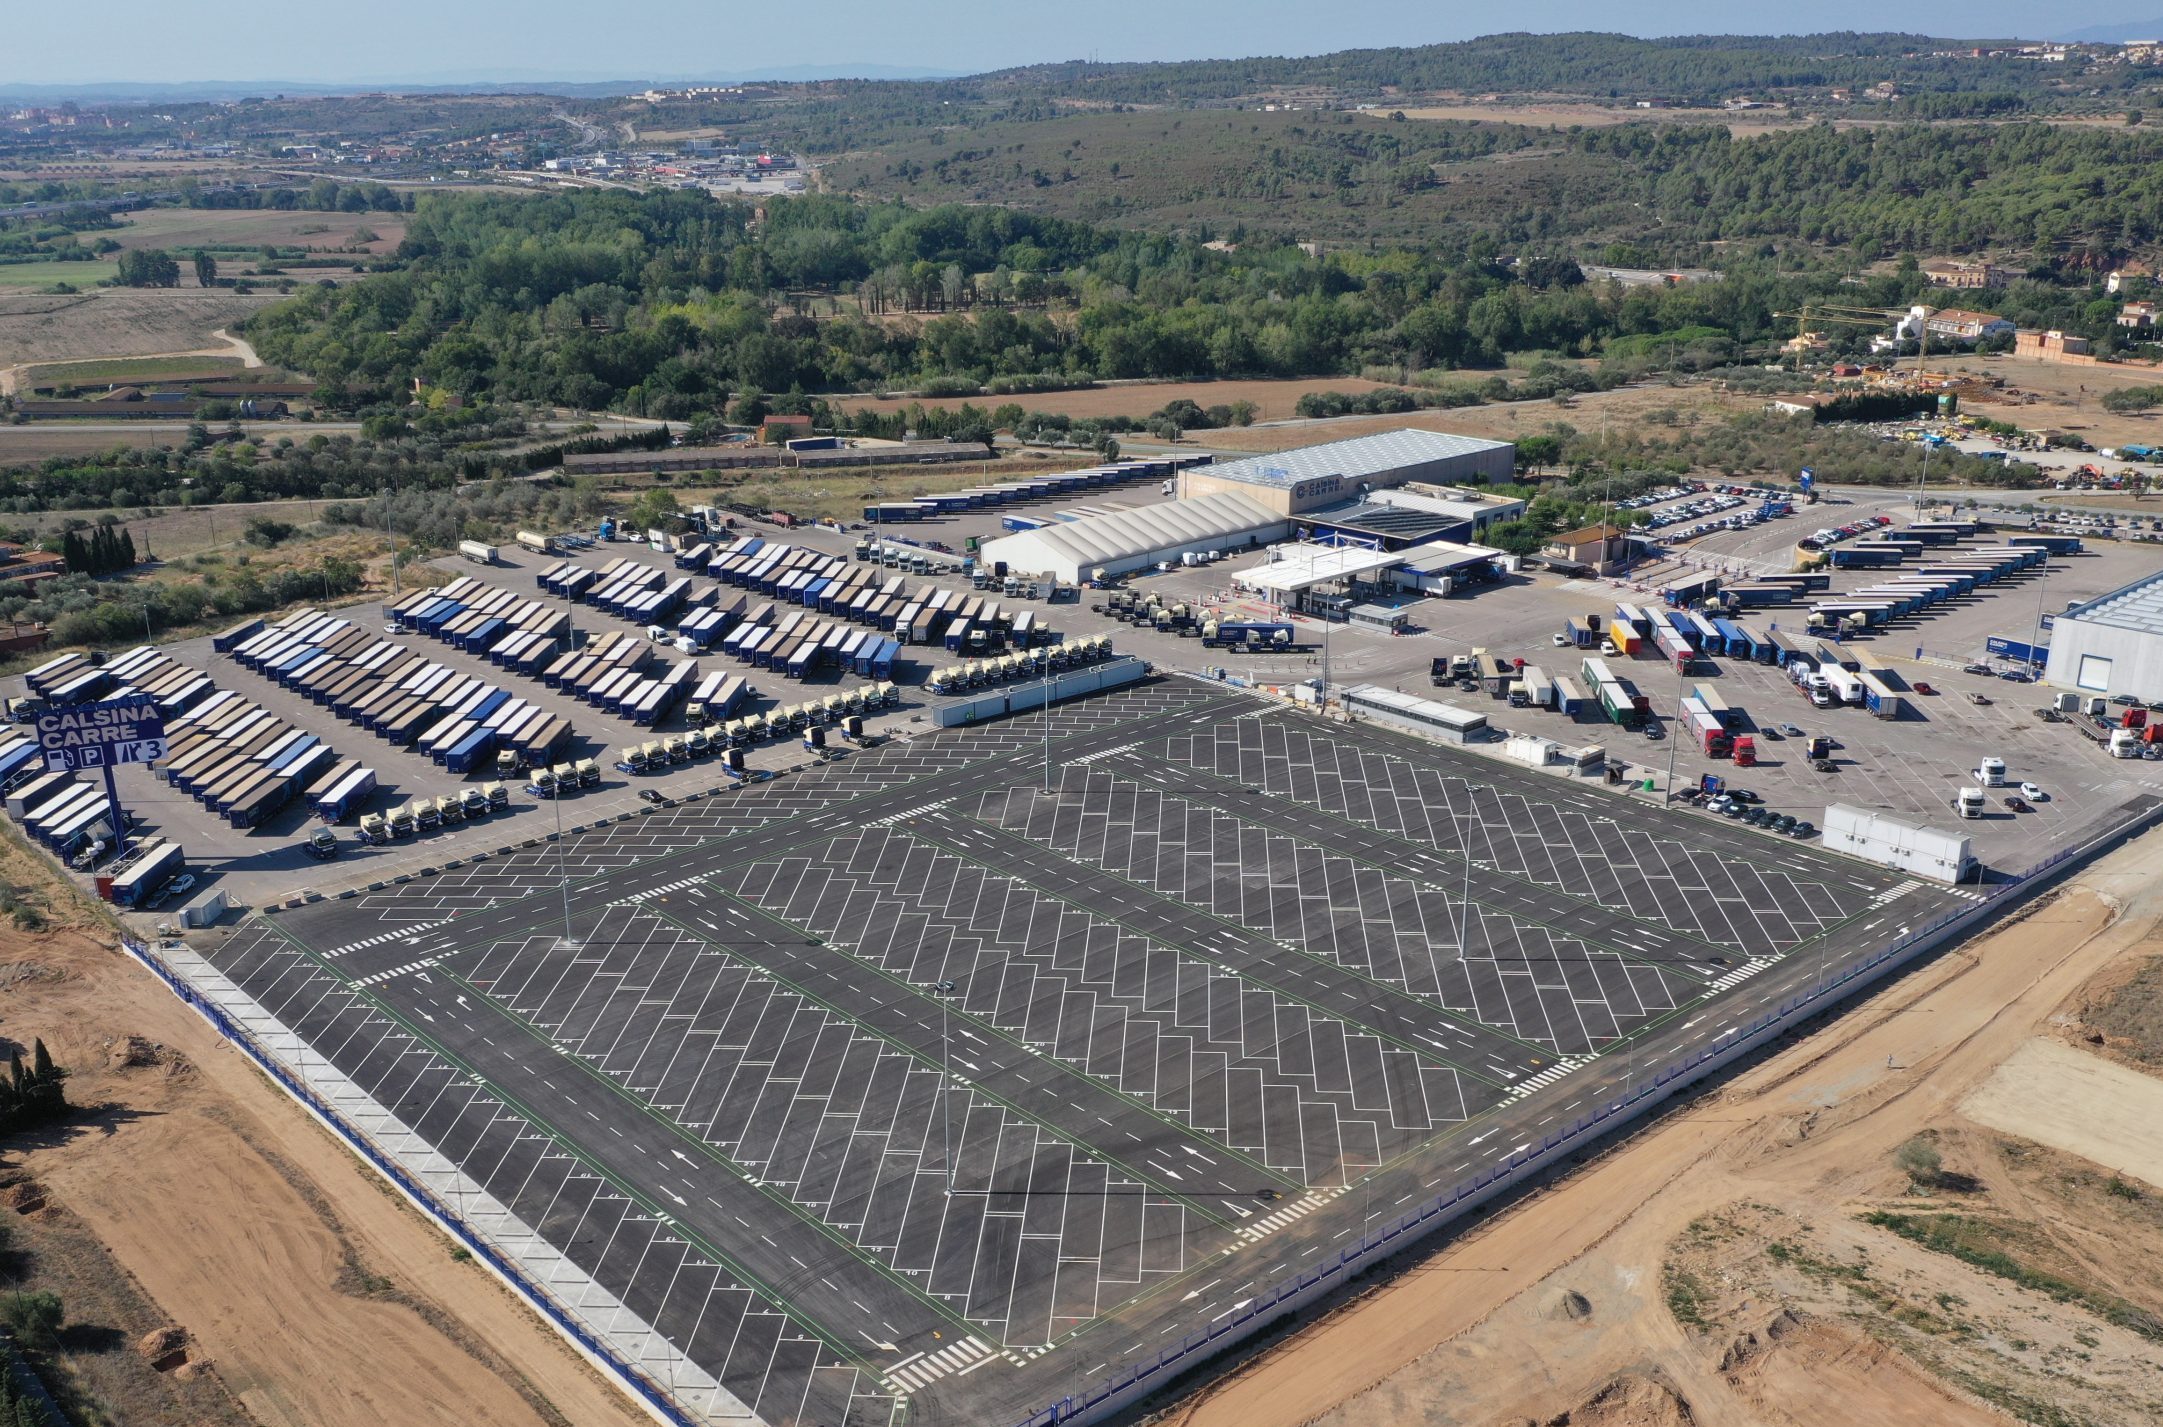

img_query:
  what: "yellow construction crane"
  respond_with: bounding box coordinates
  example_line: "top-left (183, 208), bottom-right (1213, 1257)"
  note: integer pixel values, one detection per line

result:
top-left (1771, 303), bottom-right (1933, 379)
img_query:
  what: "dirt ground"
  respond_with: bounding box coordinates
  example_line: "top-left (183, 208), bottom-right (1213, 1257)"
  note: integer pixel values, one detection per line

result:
top-left (1937, 351), bottom-right (2163, 450)
top-left (1152, 829), bottom-right (2163, 1427)
top-left (0, 838), bottom-right (656, 1427)
top-left (103, 208), bottom-right (406, 256)
top-left (1391, 99), bottom-right (1805, 139)
top-left (0, 289), bottom-right (282, 369)
top-left (1191, 382), bottom-right (1761, 455)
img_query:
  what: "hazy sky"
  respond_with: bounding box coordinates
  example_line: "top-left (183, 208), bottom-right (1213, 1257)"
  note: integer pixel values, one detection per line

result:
top-left (7, 0), bottom-right (2154, 85)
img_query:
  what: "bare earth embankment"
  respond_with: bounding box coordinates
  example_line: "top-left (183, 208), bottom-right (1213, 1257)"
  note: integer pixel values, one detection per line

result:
top-left (0, 853), bottom-right (655, 1427)
top-left (1153, 830), bottom-right (2163, 1427)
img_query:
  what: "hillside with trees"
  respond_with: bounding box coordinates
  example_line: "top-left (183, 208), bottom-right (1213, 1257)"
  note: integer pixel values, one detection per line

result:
top-left (831, 116), bottom-right (2163, 262)
top-left (232, 178), bottom-right (2149, 421)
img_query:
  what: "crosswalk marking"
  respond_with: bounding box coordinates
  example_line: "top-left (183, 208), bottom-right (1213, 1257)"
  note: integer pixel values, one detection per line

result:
top-left (1706, 957), bottom-right (1773, 992)
top-left (882, 1335), bottom-right (992, 1395)
top-left (867, 798), bottom-right (952, 828)
top-left (1064, 741), bottom-right (1139, 767)
top-left (614, 874), bottom-right (707, 906)
top-left (355, 957), bottom-right (441, 987)
top-left (1235, 1190), bottom-right (1330, 1244)
top-left (327, 921), bottom-right (449, 957)
top-left (1505, 1055), bottom-right (1587, 1100)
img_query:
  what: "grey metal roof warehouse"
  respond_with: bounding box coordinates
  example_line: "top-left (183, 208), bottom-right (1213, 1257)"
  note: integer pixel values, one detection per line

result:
top-left (980, 492), bottom-right (1287, 582)
top-left (1200, 429), bottom-right (1514, 490)
top-left (2043, 567), bottom-right (2163, 702)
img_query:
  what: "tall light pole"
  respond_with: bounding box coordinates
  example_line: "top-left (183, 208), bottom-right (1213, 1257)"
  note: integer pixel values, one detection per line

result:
top-left (1041, 642), bottom-right (1052, 793)
top-left (2029, 556), bottom-right (2051, 682)
top-left (1664, 654), bottom-right (1684, 802)
top-left (552, 576), bottom-right (580, 951)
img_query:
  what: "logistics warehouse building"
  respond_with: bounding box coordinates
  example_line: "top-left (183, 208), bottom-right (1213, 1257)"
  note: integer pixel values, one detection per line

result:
top-left (1177, 428), bottom-right (1516, 516)
top-left (978, 491), bottom-right (1289, 584)
top-left (2043, 569), bottom-right (2163, 703)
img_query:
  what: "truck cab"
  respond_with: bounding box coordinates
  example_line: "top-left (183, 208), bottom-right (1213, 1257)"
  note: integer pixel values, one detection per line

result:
top-left (528, 768), bottom-right (558, 799)
top-left (304, 827), bottom-right (339, 860)
top-left (1952, 787), bottom-right (1985, 819)
top-left (358, 812), bottom-right (389, 844)
top-left (576, 758), bottom-right (601, 786)
top-left (496, 748), bottom-right (522, 778)
top-left (1976, 756), bottom-right (2007, 787)
top-left (460, 787), bottom-right (490, 818)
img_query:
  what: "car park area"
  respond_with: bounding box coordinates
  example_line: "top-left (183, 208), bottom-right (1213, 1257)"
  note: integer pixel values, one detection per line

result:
top-left (172, 677), bottom-right (1968, 1427)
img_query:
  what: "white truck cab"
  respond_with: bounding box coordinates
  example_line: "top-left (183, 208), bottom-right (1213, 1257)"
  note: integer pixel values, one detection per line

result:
top-left (1953, 787), bottom-right (1985, 819)
top-left (1976, 756), bottom-right (2007, 787)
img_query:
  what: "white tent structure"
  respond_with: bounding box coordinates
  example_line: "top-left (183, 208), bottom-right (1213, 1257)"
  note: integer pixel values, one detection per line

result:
top-left (979, 492), bottom-right (1287, 583)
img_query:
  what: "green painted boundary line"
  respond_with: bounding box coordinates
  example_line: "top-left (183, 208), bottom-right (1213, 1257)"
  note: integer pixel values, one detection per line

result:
top-left (250, 917), bottom-right (900, 1370)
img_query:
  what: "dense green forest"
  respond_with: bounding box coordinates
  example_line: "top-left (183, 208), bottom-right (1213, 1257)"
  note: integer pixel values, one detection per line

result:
top-left (237, 178), bottom-right (2134, 417)
top-left (969, 33), bottom-right (2104, 108)
top-left (614, 32), bottom-right (2155, 158)
top-left (833, 114), bottom-right (2163, 261)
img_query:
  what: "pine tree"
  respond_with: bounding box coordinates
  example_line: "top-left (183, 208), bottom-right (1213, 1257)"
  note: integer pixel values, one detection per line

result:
top-left (119, 529), bottom-right (137, 568)
top-left (26, 1041), bottom-right (63, 1119)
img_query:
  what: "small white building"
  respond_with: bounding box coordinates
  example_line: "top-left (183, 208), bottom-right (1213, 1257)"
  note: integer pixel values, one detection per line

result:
top-left (1823, 804), bottom-right (1977, 884)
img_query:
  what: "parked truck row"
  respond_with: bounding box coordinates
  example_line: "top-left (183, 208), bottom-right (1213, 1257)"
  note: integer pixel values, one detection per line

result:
top-left (926, 637), bottom-right (1117, 696)
top-left (358, 781), bottom-right (515, 842)
top-left (619, 682), bottom-right (901, 771)
top-left (17, 642), bottom-right (221, 725)
top-left (231, 610), bottom-right (576, 777)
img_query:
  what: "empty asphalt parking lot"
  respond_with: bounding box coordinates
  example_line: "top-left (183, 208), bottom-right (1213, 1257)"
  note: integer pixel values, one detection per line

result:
top-left (188, 677), bottom-right (1981, 1426)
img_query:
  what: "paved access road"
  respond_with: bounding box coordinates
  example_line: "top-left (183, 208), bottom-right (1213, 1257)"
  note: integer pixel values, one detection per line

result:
top-left (195, 678), bottom-right (1974, 1427)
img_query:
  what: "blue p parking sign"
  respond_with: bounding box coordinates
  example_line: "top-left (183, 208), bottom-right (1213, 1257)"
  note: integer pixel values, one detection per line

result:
top-left (36, 695), bottom-right (168, 773)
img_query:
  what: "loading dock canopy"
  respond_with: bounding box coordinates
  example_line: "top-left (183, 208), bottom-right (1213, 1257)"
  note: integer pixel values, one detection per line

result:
top-left (1395, 541), bottom-right (1506, 575)
top-left (1235, 542), bottom-right (1405, 595)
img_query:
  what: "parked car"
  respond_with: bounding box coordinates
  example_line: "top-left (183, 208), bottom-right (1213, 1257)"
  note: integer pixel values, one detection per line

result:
top-left (1912, 681), bottom-right (1935, 695)
top-left (1779, 723), bottom-right (1804, 737)
top-left (1790, 821), bottom-right (1816, 838)
top-left (638, 789), bottom-right (664, 804)
top-left (2020, 781), bottom-right (2045, 800)
top-left (2005, 796), bottom-right (2032, 813)
top-left (160, 873), bottom-right (197, 905)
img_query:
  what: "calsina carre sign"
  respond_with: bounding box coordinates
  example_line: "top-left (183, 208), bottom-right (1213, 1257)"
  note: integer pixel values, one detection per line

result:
top-left (36, 694), bottom-right (168, 772)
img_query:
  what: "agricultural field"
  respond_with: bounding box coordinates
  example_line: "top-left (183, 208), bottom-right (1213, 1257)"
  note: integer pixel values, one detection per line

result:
top-left (0, 288), bottom-right (278, 371)
top-left (99, 207), bottom-right (407, 256)
top-left (0, 260), bottom-right (118, 290)
top-left (17, 355), bottom-right (245, 388)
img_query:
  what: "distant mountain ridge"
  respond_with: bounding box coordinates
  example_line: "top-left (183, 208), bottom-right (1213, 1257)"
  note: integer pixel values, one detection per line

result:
top-left (0, 65), bottom-right (963, 104)
top-left (2057, 19), bottom-right (2163, 41)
